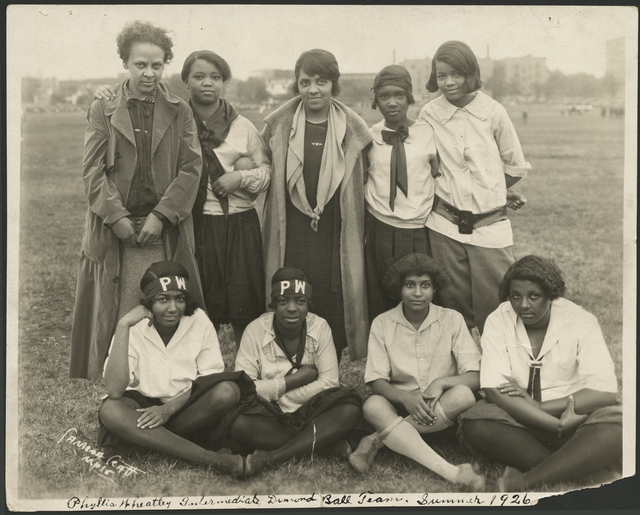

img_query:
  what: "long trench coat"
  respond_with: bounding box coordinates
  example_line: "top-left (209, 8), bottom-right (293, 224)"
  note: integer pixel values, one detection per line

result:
top-left (69, 82), bottom-right (204, 381)
top-left (260, 97), bottom-right (373, 360)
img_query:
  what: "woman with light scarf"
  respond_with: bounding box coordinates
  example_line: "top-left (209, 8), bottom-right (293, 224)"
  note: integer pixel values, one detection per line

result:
top-left (261, 49), bottom-right (373, 362)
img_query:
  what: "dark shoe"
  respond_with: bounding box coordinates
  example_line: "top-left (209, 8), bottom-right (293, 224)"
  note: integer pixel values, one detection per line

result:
top-left (324, 439), bottom-right (352, 460)
top-left (211, 450), bottom-right (244, 479)
top-left (348, 433), bottom-right (383, 474)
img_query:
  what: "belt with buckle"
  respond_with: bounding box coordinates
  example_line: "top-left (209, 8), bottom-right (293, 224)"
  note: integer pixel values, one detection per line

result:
top-left (432, 195), bottom-right (508, 234)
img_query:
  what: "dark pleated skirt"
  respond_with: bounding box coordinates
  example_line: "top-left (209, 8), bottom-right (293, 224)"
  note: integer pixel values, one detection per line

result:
top-left (284, 192), bottom-right (347, 358)
top-left (224, 386), bottom-right (363, 454)
top-left (97, 371), bottom-right (257, 457)
top-left (365, 210), bottom-right (431, 322)
top-left (195, 210), bottom-right (265, 328)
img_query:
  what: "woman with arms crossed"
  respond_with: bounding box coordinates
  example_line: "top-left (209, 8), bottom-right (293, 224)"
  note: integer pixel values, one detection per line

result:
top-left (459, 255), bottom-right (622, 491)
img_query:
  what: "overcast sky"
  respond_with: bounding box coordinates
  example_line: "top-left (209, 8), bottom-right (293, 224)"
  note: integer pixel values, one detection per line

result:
top-left (6, 5), bottom-right (636, 82)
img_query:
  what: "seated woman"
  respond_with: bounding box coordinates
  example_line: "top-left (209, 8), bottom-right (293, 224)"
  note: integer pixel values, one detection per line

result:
top-left (459, 255), bottom-right (622, 491)
top-left (351, 253), bottom-right (484, 490)
top-left (229, 267), bottom-right (363, 478)
top-left (98, 261), bottom-right (254, 478)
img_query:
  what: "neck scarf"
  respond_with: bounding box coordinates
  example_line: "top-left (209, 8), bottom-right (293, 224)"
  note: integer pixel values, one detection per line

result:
top-left (286, 100), bottom-right (347, 231)
top-left (526, 358), bottom-right (543, 402)
top-left (191, 98), bottom-right (239, 217)
top-left (273, 318), bottom-right (308, 371)
top-left (381, 125), bottom-right (409, 211)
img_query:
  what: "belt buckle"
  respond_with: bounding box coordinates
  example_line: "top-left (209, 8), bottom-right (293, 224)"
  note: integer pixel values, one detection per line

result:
top-left (457, 210), bottom-right (474, 234)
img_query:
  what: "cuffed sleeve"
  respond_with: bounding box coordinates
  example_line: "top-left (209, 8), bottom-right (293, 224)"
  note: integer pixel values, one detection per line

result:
top-left (238, 123), bottom-right (271, 194)
top-left (576, 314), bottom-right (618, 393)
top-left (195, 321), bottom-right (225, 377)
top-left (364, 317), bottom-right (392, 385)
top-left (451, 312), bottom-right (481, 375)
top-left (479, 311), bottom-right (513, 389)
top-left (496, 110), bottom-right (531, 178)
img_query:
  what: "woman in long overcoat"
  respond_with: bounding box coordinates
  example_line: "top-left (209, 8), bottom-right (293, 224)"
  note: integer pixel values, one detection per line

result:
top-left (260, 49), bottom-right (372, 362)
top-left (70, 21), bottom-right (203, 381)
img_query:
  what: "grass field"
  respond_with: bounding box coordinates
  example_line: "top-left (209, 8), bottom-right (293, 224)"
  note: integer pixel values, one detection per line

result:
top-left (15, 101), bottom-right (626, 501)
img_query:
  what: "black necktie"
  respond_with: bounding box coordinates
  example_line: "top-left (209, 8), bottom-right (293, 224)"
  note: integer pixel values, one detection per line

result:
top-left (381, 125), bottom-right (409, 211)
top-left (527, 359), bottom-right (543, 402)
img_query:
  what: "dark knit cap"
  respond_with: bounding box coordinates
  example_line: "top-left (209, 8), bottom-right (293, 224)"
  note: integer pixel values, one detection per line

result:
top-left (373, 65), bottom-right (413, 94)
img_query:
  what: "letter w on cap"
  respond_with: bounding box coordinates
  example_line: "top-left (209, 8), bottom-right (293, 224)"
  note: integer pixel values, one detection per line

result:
top-left (175, 276), bottom-right (186, 290)
top-left (295, 280), bottom-right (306, 294)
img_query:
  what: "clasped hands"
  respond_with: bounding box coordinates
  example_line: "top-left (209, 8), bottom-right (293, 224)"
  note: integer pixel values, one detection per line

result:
top-left (402, 379), bottom-right (445, 426)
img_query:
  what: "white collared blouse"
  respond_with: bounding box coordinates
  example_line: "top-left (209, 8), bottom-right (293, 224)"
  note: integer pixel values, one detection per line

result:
top-left (365, 120), bottom-right (439, 229)
top-left (364, 303), bottom-right (480, 392)
top-left (103, 308), bottom-right (224, 403)
top-left (234, 312), bottom-right (340, 413)
top-left (480, 298), bottom-right (618, 401)
top-left (419, 91), bottom-right (531, 248)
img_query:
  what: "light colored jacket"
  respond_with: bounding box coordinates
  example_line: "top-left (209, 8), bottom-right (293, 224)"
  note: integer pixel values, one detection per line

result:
top-left (260, 97), bottom-right (373, 360)
top-left (70, 82), bottom-right (204, 380)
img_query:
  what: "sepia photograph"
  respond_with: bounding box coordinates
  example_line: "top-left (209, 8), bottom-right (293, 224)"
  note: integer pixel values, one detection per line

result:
top-left (5, 4), bottom-right (637, 511)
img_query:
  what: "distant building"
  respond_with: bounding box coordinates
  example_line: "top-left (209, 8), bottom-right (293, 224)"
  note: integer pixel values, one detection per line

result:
top-left (399, 58), bottom-right (431, 101)
top-left (250, 69), bottom-right (293, 98)
top-left (495, 55), bottom-right (549, 97)
top-left (606, 37), bottom-right (625, 84)
top-left (33, 78), bottom-right (58, 105)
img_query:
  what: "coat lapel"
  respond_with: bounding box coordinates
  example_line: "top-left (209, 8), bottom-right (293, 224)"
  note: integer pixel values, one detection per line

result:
top-left (106, 96), bottom-right (136, 147)
top-left (152, 92), bottom-right (179, 158)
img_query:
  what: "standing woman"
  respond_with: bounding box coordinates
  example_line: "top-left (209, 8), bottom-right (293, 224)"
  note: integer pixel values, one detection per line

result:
top-left (182, 51), bottom-right (271, 346)
top-left (70, 21), bottom-right (203, 381)
top-left (261, 49), bottom-right (373, 362)
top-left (364, 65), bottom-right (439, 321)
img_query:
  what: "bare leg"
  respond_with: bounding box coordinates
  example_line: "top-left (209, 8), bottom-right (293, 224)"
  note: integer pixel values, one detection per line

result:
top-left (165, 381), bottom-right (240, 436)
top-left (100, 397), bottom-right (243, 476)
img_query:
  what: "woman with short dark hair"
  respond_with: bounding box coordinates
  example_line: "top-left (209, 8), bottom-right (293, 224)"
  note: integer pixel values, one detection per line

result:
top-left (459, 255), bottom-right (622, 491)
top-left (70, 21), bottom-right (204, 381)
top-left (261, 49), bottom-right (373, 362)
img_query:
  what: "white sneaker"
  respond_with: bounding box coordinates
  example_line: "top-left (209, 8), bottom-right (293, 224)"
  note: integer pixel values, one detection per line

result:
top-left (348, 433), bottom-right (383, 474)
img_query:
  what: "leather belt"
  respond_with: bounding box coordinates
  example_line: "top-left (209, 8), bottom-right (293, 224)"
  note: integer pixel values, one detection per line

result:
top-left (432, 195), bottom-right (508, 234)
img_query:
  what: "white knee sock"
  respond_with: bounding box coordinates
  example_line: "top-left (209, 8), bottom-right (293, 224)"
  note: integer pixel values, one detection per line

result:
top-left (379, 419), bottom-right (459, 482)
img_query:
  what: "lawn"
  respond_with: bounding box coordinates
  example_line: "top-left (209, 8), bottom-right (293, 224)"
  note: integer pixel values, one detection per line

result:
top-left (14, 102), bottom-right (626, 502)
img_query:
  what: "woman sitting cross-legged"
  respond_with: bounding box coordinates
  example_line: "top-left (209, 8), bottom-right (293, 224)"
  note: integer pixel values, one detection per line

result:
top-left (98, 261), bottom-right (255, 478)
top-left (459, 255), bottom-right (622, 491)
top-left (229, 267), bottom-right (363, 478)
top-left (350, 253), bottom-right (484, 490)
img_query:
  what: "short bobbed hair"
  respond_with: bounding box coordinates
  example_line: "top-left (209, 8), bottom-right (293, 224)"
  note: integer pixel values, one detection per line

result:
top-left (181, 50), bottom-right (232, 83)
top-left (139, 261), bottom-right (198, 316)
top-left (382, 253), bottom-right (450, 302)
top-left (425, 40), bottom-right (482, 94)
top-left (498, 255), bottom-right (566, 303)
top-left (117, 20), bottom-right (174, 64)
top-left (293, 49), bottom-right (341, 96)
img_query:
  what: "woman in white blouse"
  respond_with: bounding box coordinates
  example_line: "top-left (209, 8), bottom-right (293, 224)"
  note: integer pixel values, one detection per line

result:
top-left (231, 267), bottom-right (363, 477)
top-left (459, 255), bottom-right (622, 491)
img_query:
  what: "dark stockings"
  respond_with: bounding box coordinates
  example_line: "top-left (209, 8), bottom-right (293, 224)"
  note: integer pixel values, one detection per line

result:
top-left (230, 403), bottom-right (361, 466)
top-left (463, 420), bottom-right (622, 490)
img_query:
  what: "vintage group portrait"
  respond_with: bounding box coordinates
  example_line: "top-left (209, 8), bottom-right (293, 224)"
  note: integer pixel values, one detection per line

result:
top-left (5, 4), bottom-right (638, 511)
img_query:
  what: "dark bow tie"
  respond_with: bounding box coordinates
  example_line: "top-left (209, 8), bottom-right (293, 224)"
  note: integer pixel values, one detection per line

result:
top-left (381, 125), bottom-right (409, 211)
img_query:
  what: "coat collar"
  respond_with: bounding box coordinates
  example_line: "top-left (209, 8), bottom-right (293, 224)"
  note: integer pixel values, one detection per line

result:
top-left (429, 90), bottom-right (496, 124)
top-left (264, 96), bottom-right (372, 153)
top-left (102, 81), bottom-right (181, 153)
